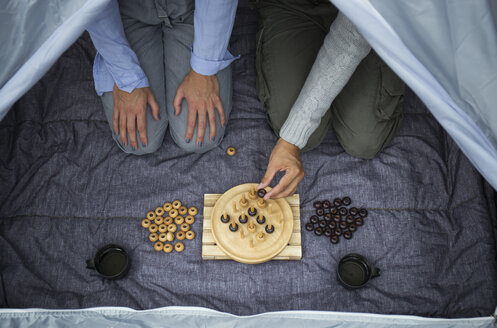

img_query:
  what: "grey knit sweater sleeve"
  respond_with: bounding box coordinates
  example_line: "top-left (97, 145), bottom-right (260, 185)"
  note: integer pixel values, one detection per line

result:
top-left (279, 12), bottom-right (371, 149)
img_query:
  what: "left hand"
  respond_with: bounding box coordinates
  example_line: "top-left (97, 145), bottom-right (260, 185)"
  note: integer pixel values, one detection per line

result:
top-left (173, 69), bottom-right (226, 146)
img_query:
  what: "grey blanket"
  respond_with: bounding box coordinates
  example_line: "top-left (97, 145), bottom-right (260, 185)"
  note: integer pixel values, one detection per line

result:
top-left (0, 4), bottom-right (496, 318)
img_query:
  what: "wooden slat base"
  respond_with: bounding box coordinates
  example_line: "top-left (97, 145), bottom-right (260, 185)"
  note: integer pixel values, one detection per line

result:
top-left (202, 193), bottom-right (301, 261)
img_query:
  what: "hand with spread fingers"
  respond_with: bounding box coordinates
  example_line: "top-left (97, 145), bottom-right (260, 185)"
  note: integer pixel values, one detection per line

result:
top-left (173, 69), bottom-right (226, 147)
top-left (258, 138), bottom-right (305, 199)
top-left (112, 84), bottom-right (160, 150)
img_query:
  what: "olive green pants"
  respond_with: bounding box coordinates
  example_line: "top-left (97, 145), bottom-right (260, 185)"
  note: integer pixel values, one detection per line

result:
top-left (255, 0), bottom-right (405, 158)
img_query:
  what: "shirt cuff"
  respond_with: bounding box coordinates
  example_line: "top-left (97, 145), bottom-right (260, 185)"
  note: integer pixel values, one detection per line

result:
top-left (190, 49), bottom-right (240, 76)
top-left (279, 114), bottom-right (316, 150)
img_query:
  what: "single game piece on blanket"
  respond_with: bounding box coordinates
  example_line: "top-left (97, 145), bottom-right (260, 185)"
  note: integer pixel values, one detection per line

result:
top-left (204, 183), bottom-right (300, 264)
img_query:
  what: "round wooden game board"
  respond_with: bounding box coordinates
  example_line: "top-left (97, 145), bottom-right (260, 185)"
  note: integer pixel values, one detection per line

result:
top-left (211, 183), bottom-right (294, 264)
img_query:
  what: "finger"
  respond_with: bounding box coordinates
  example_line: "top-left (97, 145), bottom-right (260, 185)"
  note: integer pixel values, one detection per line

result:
top-left (264, 170), bottom-right (296, 200)
top-left (269, 171), bottom-right (303, 199)
top-left (207, 105), bottom-right (216, 142)
top-left (214, 98), bottom-right (226, 127)
top-left (148, 91), bottom-right (160, 121)
top-left (173, 88), bottom-right (184, 116)
top-left (119, 111), bottom-right (127, 147)
top-left (257, 165), bottom-right (279, 190)
top-left (112, 104), bottom-right (119, 136)
top-left (127, 114), bottom-right (138, 151)
top-left (184, 106), bottom-right (196, 144)
top-left (137, 108), bottom-right (148, 147)
top-left (196, 109), bottom-right (207, 147)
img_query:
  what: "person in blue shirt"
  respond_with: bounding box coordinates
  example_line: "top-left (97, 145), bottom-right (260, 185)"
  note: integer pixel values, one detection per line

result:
top-left (87, 0), bottom-right (238, 154)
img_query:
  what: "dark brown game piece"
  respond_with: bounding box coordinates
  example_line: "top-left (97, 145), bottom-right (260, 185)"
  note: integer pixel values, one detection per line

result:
top-left (355, 217), bottom-right (364, 226)
top-left (324, 213), bottom-right (332, 220)
top-left (330, 235), bottom-right (339, 244)
top-left (316, 208), bottom-right (324, 216)
top-left (220, 214), bottom-right (230, 223)
top-left (305, 222), bottom-right (314, 231)
top-left (359, 208), bottom-right (368, 218)
top-left (328, 221), bottom-right (336, 229)
top-left (313, 201), bottom-right (322, 209)
top-left (349, 207), bottom-right (358, 216)
top-left (346, 215), bottom-right (354, 224)
top-left (319, 220), bottom-right (327, 228)
top-left (349, 224), bottom-right (357, 232)
top-left (265, 224), bottom-right (275, 234)
top-left (324, 228), bottom-right (333, 237)
top-left (239, 214), bottom-right (248, 224)
top-left (322, 200), bottom-right (331, 208)
top-left (256, 215), bottom-right (266, 224)
top-left (257, 189), bottom-right (267, 198)
top-left (335, 227), bottom-right (342, 236)
top-left (339, 207), bottom-right (348, 216)
top-left (248, 206), bottom-right (257, 216)
top-left (333, 214), bottom-right (341, 223)
top-left (310, 215), bottom-right (319, 224)
top-left (343, 231), bottom-right (352, 239)
top-left (331, 208), bottom-right (338, 215)
top-left (314, 227), bottom-right (323, 236)
top-left (333, 198), bottom-right (342, 207)
top-left (342, 196), bottom-right (351, 206)
top-left (339, 221), bottom-right (348, 229)
top-left (229, 222), bottom-right (239, 232)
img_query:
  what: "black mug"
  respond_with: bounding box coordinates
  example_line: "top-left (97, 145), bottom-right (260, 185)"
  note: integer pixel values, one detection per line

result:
top-left (337, 253), bottom-right (380, 289)
top-left (86, 244), bottom-right (130, 280)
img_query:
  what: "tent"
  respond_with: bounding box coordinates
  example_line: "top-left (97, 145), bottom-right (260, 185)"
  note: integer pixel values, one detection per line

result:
top-left (0, 0), bottom-right (496, 326)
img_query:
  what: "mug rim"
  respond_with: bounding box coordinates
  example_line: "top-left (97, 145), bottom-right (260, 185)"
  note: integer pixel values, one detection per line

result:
top-left (93, 244), bottom-right (130, 279)
top-left (337, 253), bottom-right (375, 289)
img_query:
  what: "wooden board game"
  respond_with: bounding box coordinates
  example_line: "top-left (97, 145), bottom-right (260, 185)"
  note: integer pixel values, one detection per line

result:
top-left (202, 183), bottom-right (301, 263)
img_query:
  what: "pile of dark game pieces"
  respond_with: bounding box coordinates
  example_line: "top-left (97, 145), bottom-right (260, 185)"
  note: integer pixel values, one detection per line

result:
top-left (305, 197), bottom-right (368, 244)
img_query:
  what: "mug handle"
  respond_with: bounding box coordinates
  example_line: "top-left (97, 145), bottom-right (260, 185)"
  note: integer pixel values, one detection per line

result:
top-left (371, 266), bottom-right (381, 278)
top-left (86, 259), bottom-right (96, 270)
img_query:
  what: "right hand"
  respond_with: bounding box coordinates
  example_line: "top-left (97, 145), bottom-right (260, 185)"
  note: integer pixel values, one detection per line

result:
top-left (257, 138), bottom-right (305, 199)
top-left (112, 84), bottom-right (160, 150)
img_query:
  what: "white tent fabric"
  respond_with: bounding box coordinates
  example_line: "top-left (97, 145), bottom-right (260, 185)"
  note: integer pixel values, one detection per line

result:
top-left (0, 0), bottom-right (496, 325)
top-left (0, 306), bottom-right (494, 328)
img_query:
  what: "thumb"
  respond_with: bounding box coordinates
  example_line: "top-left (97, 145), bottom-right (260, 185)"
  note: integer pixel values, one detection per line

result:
top-left (258, 164), bottom-right (278, 190)
top-left (173, 87), bottom-right (184, 116)
top-left (148, 91), bottom-right (160, 121)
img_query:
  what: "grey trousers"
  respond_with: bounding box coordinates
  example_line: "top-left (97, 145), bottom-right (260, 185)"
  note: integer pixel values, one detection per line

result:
top-left (101, 0), bottom-right (232, 155)
top-left (256, 0), bottom-right (404, 158)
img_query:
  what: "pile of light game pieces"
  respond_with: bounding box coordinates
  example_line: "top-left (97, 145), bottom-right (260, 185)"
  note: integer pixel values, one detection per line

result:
top-left (305, 197), bottom-right (368, 244)
top-left (141, 200), bottom-right (197, 253)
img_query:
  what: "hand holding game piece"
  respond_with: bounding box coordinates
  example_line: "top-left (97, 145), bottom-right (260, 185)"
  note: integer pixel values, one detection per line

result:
top-left (258, 138), bottom-right (304, 200)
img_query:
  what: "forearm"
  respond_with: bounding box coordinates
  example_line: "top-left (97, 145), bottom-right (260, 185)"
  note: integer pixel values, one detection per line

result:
top-left (279, 12), bottom-right (371, 149)
top-left (191, 0), bottom-right (239, 76)
top-left (87, 0), bottom-right (148, 95)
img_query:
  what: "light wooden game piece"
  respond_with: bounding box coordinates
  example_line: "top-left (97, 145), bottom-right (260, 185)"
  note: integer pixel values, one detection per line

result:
top-left (149, 233), bottom-right (158, 242)
top-left (247, 221), bottom-right (256, 233)
top-left (154, 217), bottom-right (164, 225)
top-left (174, 216), bottom-right (184, 225)
top-left (158, 224), bottom-right (167, 233)
top-left (256, 231), bottom-right (265, 241)
top-left (239, 194), bottom-right (248, 207)
top-left (154, 242), bottom-right (164, 251)
top-left (159, 233), bottom-right (167, 242)
top-left (164, 216), bottom-right (173, 225)
top-left (163, 243), bottom-right (173, 253)
top-left (226, 146), bottom-right (236, 156)
top-left (180, 223), bottom-right (190, 232)
top-left (155, 207), bottom-right (165, 217)
top-left (163, 202), bottom-right (172, 212)
top-left (185, 215), bottom-right (195, 225)
top-left (232, 201), bottom-right (238, 213)
top-left (168, 224), bottom-right (177, 233)
top-left (172, 200), bottom-right (182, 209)
top-left (141, 219), bottom-right (151, 228)
top-left (147, 211), bottom-right (156, 220)
top-left (175, 242), bottom-right (185, 252)
top-left (148, 224), bottom-right (158, 233)
top-left (188, 207), bottom-right (198, 216)
top-left (257, 198), bottom-right (267, 208)
top-left (166, 231), bottom-right (175, 242)
top-left (186, 231), bottom-right (195, 240)
top-left (179, 206), bottom-right (188, 215)
top-left (248, 186), bottom-right (257, 199)
top-left (176, 231), bottom-right (186, 241)
top-left (169, 209), bottom-right (178, 218)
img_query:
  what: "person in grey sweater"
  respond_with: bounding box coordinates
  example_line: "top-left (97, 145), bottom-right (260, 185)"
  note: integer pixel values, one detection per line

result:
top-left (254, 0), bottom-right (405, 199)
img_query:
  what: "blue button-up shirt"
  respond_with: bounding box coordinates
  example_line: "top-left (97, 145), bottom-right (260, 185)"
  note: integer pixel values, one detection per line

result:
top-left (87, 0), bottom-right (238, 96)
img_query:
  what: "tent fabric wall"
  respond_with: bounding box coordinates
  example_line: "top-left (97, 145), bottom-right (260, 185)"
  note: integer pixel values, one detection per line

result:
top-left (0, 0), bottom-right (110, 122)
top-left (331, 0), bottom-right (497, 190)
top-left (0, 307), bottom-right (494, 328)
